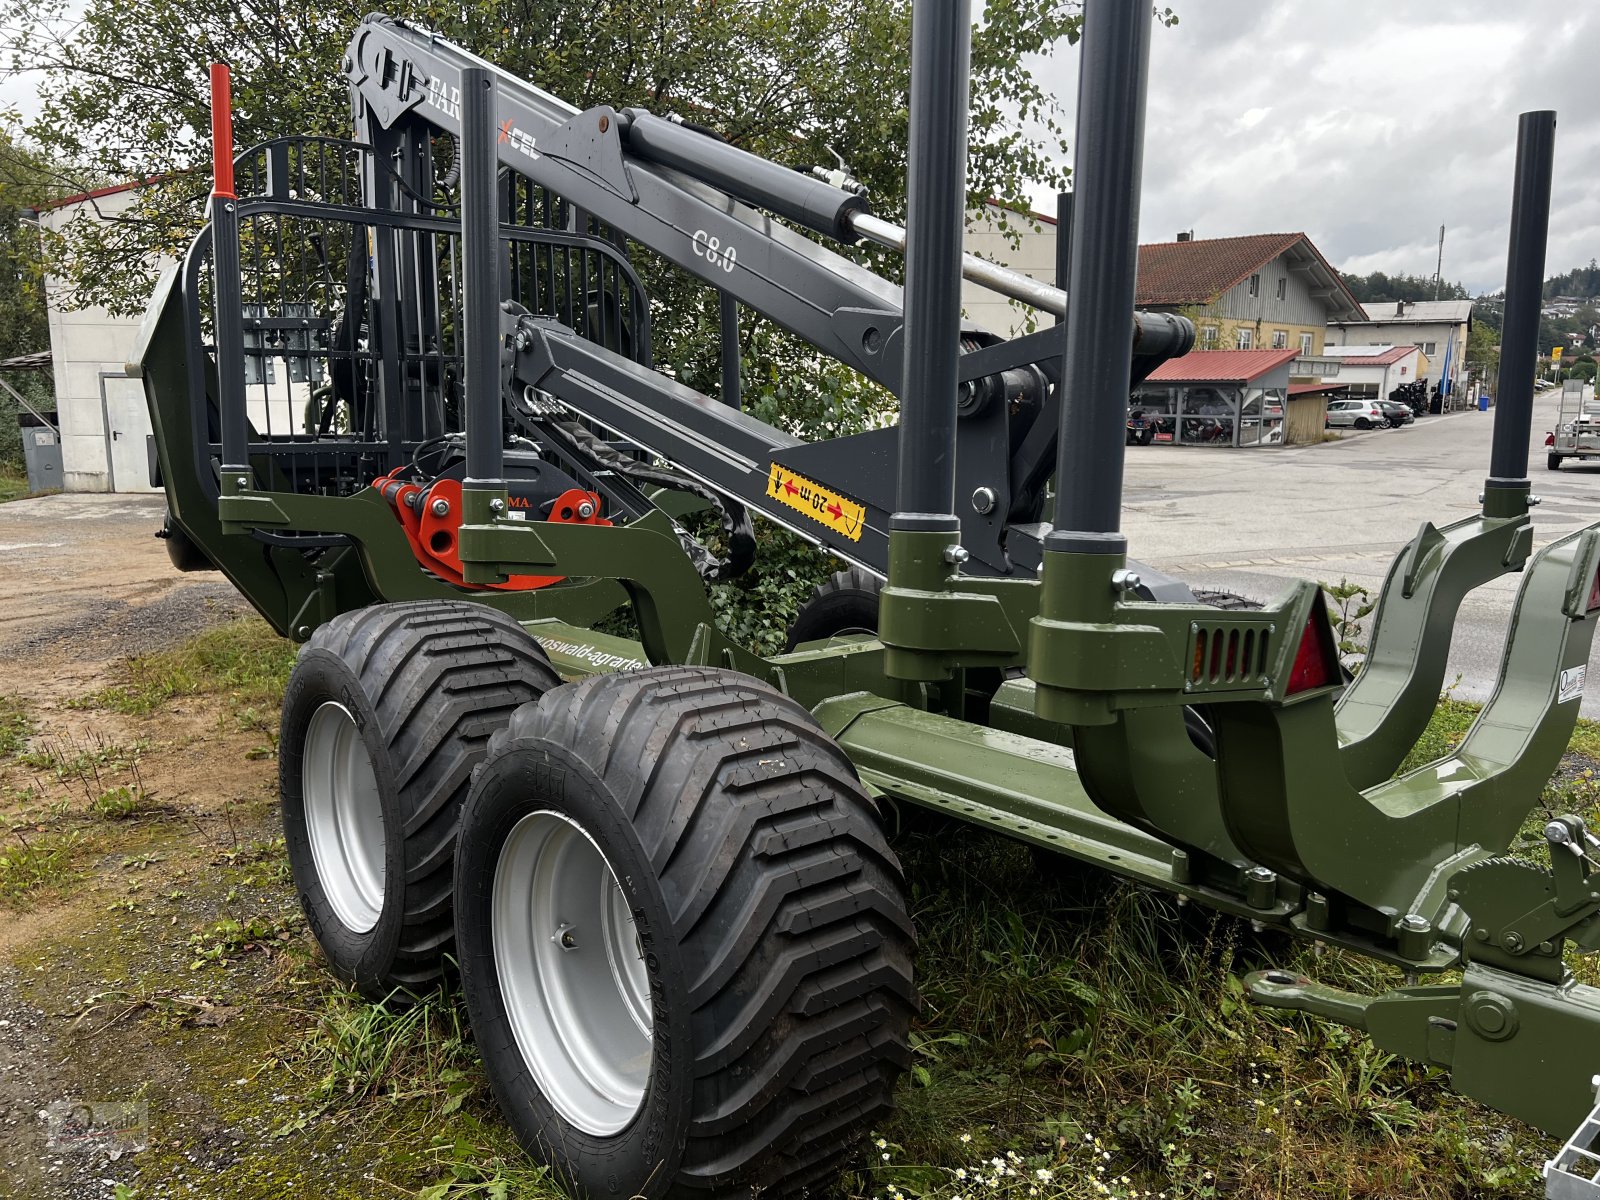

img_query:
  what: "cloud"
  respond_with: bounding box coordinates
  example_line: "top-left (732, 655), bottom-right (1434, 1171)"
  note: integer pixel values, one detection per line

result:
top-left (1026, 1), bottom-right (1600, 293)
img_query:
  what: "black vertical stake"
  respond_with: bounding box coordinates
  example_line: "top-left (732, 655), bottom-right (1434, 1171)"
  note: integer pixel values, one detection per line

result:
top-left (460, 66), bottom-right (504, 492)
top-left (1054, 190), bottom-right (1073, 326)
top-left (720, 289), bottom-right (741, 409)
top-left (1487, 110), bottom-right (1556, 496)
top-left (893, 0), bottom-right (972, 524)
top-left (213, 198), bottom-right (249, 475)
top-left (1047, 0), bottom-right (1153, 552)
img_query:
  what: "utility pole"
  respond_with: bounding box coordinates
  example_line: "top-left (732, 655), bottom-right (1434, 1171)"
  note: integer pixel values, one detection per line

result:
top-left (1434, 224), bottom-right (1446, 299)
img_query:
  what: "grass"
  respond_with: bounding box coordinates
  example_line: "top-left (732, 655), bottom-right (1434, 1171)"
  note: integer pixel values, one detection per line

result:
top-left (17, 732), bottom-right (149, 782)
top-left (74, 616), bottom-right (296, 718)
top-left (0, 694), bottom-right (33, 758)
top-left (0, 829), bottom-right (83, 898)
top-left (90, 780), bottom-right (162, 821)
top-left (0, 465), bottom-right (30, 503)
top-left (21, 616), bottom-right (1600, 1196)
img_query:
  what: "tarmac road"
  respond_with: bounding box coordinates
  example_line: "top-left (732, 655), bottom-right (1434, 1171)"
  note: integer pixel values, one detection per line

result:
top-left (1121, 391), bottom-right (1600, 715)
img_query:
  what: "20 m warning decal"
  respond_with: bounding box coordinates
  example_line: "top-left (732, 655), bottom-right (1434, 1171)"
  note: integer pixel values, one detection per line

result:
top-left (767, 464), bottom-right (866, 542)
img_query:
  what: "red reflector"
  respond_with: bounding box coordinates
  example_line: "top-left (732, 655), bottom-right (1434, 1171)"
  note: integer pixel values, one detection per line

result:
top-left (1287, 614), bottom-right (1339, 695)
top-left (1546, 432), bottom-right (1556, 446)
top-left (1588, 566), bottom-right (1600, 614)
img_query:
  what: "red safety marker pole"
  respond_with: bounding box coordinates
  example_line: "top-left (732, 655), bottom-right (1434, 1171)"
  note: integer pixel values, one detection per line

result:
top-left (209, 63), bottom-right (236, 200)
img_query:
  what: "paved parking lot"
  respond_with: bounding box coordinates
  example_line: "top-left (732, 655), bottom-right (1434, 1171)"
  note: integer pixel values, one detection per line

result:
top-left (1121, 392), bottom-right (1600, 713)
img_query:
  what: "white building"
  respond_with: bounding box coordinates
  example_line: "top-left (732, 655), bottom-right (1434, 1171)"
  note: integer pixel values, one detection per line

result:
top-left (1318, 344), bottom-right (1423, 401)
top-left (961, 202), bottom-right (1061, 338)
top-left (37, 181), bottom-right (160, 492)
top-left (38, 180), bottom-right (311, 492)
top-left (1326, 299), bottom-right (1472, 402)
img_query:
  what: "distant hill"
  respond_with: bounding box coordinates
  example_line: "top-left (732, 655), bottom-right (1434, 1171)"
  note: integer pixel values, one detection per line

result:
top-left (1543, 261), bottom-right (1600, 300)
top-left (1341, 263), bottom-right (1600, 306)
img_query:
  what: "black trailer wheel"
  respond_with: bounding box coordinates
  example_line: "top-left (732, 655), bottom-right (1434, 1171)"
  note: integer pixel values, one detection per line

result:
top-left (280, 601), bottom-right (561, 1000)
top-left (1549, 452), bottom-right (1563, 471)
top-left (454, 666), bottom-right (916, 1199)
top-left (783, 566), bottom-right (883, 650)
top-left (158, 516), bottom-right (215, 572)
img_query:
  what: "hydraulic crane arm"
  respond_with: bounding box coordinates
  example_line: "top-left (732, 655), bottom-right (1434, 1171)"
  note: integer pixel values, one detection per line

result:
top-left (345, 15), bottom-right (911, 391)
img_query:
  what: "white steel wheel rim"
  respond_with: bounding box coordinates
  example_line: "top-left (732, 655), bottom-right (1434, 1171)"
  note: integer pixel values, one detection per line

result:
top-left (301, 701), bottom-right (386, 933)
top-left (493, 810), bottom-right (653, 1136)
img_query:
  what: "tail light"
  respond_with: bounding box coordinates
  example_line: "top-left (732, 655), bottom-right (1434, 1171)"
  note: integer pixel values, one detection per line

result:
top-left (1286, 593), bottom-right (1341, 696)
top-left (1546, 432), bottom-right (1556, 446)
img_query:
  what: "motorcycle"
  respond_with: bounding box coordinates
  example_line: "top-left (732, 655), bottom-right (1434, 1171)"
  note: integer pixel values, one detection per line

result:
top-left (1126, 407), bottom-right (1156, 445)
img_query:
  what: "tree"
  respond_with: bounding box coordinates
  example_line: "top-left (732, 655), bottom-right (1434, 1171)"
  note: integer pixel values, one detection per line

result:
top-left (2, 0), bottom-right (1089, 317)
top-left (1465, 316), bottom-right (1499, 390)
top-left (0, 132), bottom-right (70, 469)
top-left (1340, 269), bottom-right (1469, 304)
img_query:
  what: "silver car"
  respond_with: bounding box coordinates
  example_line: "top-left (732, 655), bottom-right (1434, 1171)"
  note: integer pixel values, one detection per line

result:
top-left (1325, 398), bottom-right (1390, 430)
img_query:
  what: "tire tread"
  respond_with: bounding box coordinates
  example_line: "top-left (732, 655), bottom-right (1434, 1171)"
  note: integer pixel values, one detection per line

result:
top-left (498, 665), bottom-right (915, 1197)
top-left (295, 601), bottom-right (561, 991)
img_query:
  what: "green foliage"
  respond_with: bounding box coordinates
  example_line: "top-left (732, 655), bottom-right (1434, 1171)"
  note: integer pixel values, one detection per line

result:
top-left (301, 985), bottom-right (477, 1107)
top-left (1321, 577), bottom-right (1374, 669)
top-left (855, 830), bottom-right (1544, 1198)
top-left (17, 732), bottom-right (148, 782)
top-left (5, 0), bottom-right (1088, 318)
top-left (90, 782), bottom-right (159, 820)
top-left (1341, 270), bottom-right (1470, 305)
top-left (187, 910), bottom-right (303, 969)
top-left (1544, 259), bottom-right (1600, 301)
top-left (1466, 315), bottom-right (1500, 387)
top-left (0, 829), bottom-right (82, 897)
top-left (0, 693), bottom-right (32, 757)
top-left (78, 615), bottom-right (295, 716)
top-left (0, 136), bottom-right (61, 469)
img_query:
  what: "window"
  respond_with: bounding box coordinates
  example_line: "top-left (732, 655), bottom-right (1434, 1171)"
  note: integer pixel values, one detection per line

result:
top-left (1276, 278), bottom-right (1287, 300)
top-left (1200, 324), bottom-right (1219, 346)
top-left (1236, 328), bottom-right (1253, 350)
top-left (1248, 274), bottom-right (1261, 297)
top-left (1422, 341), bottom-right (1437, 356)
top-left (1271, 330), bottom-right (1288, 349)
top-left (1300, 332), bottom-right (1314, 355)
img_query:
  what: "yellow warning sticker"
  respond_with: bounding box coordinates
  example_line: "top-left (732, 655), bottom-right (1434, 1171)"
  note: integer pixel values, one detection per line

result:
top-left (766, 463), bottom-right (866, 542)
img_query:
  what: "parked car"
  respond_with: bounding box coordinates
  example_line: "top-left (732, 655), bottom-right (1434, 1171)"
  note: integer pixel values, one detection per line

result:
top-left (1375, 399), bottom-right (1415, 427)
top-left (1325, 398), bottom-right (1391, 430)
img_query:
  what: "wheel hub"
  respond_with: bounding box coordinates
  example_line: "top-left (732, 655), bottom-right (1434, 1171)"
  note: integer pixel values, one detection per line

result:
top-left (493, 810), bottom-right (653, 1136)
top-left (301, 701), bottom-right (386, 933)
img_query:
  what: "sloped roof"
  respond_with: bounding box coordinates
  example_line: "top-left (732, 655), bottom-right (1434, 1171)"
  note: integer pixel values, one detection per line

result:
top-left (36, 175), bottom-right (167, 212)
top-left (1136, 232), bottom-right (1366, 321)
top-left (1321, 344), bottom-right (1417, 366)
top-left (1339, 300), bottom-right (1473, 325)
top-left (1144, 347), bottom-right (1300, 384)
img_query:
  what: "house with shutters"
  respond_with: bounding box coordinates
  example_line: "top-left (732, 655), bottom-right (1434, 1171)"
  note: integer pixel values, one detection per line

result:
top-left (1133, 231), bottom-right (1366, 360)
top-left (962, 209), bottom-right (1360, 373)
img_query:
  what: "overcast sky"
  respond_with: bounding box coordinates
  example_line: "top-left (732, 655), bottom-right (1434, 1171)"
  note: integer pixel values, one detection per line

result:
top-left (1029, 0), bottom-right (1600, 294)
